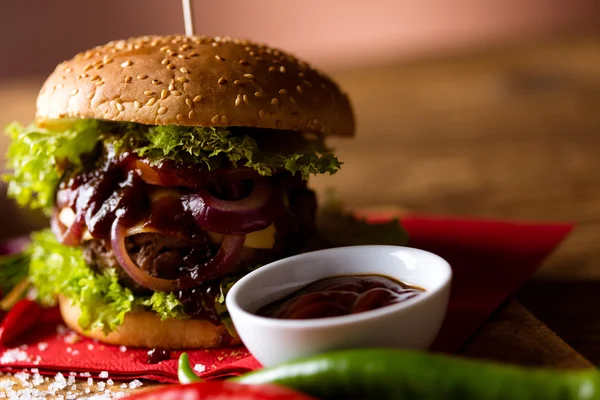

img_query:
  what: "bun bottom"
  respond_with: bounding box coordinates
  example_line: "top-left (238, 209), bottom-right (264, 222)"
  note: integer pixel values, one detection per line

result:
top-left (58, 295), bottom-right (240, 349)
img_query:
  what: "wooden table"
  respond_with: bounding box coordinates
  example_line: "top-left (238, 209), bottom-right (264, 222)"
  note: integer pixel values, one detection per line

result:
top-left (1, 33), bottom-right (599, 396)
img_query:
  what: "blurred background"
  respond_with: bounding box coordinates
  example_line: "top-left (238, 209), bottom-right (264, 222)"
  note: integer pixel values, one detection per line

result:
top-left (1, 0), bottom-right (600, 357)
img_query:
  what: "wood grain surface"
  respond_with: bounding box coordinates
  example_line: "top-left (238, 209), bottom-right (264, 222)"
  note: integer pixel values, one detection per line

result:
top-left (0, 34), bottom-right (599, 397)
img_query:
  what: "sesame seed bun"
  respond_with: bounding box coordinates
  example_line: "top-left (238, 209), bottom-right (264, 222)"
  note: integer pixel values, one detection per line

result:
top-left (58, 295), bottom-right (240, 349)
top-left (36, 35), bottom-right (355, 137)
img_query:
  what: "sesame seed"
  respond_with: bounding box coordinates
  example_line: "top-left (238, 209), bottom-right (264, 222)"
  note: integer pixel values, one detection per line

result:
top-left (186, 98), bottom-right (193, 108)
top-left (167, 64), bottom-right (176, 69)
top-left (161, 89), bottom-right (169, 99)
top-left (134, 101), bottom-right (142, 108)
top-left (279, 89), bottom-right (288, 94)
top-left (243, 94), bottom-right (248, 104)
top-left (279, 66), bottom-right (286, 73)
top-left (258, 110), bottom-right (265, 119)
top-left (137, 74), bottom-right (148, 80)
top-left (161, 59), bottom-right (170, 65)
top-left (157, 106), bottom-right (167, 115)
top-left (218, 77), bottom-right (227, 84)
top-left (289, 96), bottom-right (296, 104)
top-left (303, 80), bottom-right (313, 87)
top-left (124, 75), bottom-right (133, 83)
top-left (146, 98), bottom-right (157, 106)
top-left (271, 98), bottom-right (279, 105)
top-left (144, 90), bottom-right (154, 96)
top-left (255, 92), bottom-right (263, 97)
top-left (239, 60), bottom-right (250, 66)
top-left (268, 66), bottom-right (276, 72)
top-left (221, 115), bottom-right (228, 124)
top-left (176, 76), bottom-right (189, 83)
top-left (171, 90), bottom-right (182, 96)
top-left (188, 51), bottom-right (198, 57)
top-left (152, 79), bottom-right (161, 85)
top-left (90, 75), bottom-right (100, 81)
top-left (189, 110), bottom-right (196, 119)
top-left (180, 67), bottom-right (189, 73)
top-left (120, 60), bottom-right (132, 68)
top-left (176, 113), bottom-right (184, 120)
top-left (104, 57), bottom-right (113, 64)
top-left (180, 43), bottom-right (191, 50)
top-left (70, 89), bottom-right (79, 96)
top-left (234, 80), bottom-right (243, 86)
top-left (160, 45), bottom-right (170, 51)
top-left (298, 72), bottom-right (305, 78)
top-left (296, 85), bottom-right (303, 92)
top-left (83, 64), bottom-right (93, 72)
top-left (193, 95), bottom-right (203, 102)
top-left (168, 83), bottom-right (175, 91)
top-left (215, 55), bottom-right (224, 61)
top-left (86, 92), bottom-right (94, 100)
top-left (95, 81), bottom-right (104, 86)
top-left (244, 73), bottom-right (254, 79)
top-left (211, 115), bottom-right (219, 123)
top-left (235, 96), bottom-right (242, 107)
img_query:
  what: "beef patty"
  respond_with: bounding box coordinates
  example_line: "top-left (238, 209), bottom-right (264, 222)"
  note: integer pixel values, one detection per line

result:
top-left (81, 187), bottom-right (318, 293)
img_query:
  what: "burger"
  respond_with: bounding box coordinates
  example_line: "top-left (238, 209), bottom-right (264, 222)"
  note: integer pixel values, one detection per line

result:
top-left (4, 35), bottom-right (354, 349)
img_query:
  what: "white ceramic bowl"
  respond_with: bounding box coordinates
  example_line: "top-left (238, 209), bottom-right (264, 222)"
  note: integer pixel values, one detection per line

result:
top-left (226, 245), bottom-right (452, 367)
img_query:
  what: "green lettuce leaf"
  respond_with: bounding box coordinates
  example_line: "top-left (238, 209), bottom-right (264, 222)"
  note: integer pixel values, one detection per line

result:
top-left (4, 120), bottom-right (101, 213)
top-left (28, 230), bottom-right (186, 334)
top-left (4, 120), bottom-right (341, 212)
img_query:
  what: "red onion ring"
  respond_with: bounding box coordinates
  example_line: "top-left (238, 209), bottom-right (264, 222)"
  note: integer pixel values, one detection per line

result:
top-left (182, 178), bottom-right (283, 234)
top-left (126, 158), bottom-right (261, 189)
top-left (50, 208), bottom-right (85, 247)
top-left (177, 234), bottom-right (246, 289)
top-left (110, 219), bottom-right (179, 292)
top-left (111, 219), bottom-right (247, 292)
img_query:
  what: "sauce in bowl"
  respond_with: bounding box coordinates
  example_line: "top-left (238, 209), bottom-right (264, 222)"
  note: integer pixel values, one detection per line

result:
top-left (256, 274), bottom-right (425, 320)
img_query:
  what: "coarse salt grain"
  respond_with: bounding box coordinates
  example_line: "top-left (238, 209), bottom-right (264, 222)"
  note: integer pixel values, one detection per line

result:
top-left (56, 324), bottom-right (68, 335)
top-left (87, 343), bottom-right (95, 351)
top-left (1, 348), bottom-right (31, 363)
top-left (107, 379), bottom-right (114, 386)
top-left (120, 383), bottom-right (127, 389)
top-left (88, 377), bottom-right (94, 386)
top-left (64, 332), bottom-right (81, 344)
top-left (97, 381), bottom-right (106, 391)
top-left (129, 379), bottom-right (143, 389)
top-left (119, 345), bottom-right (127, 353)
top-left (194, 363), bottom-right (206, 373)
top-left (72, 350), bottom-right (79, 356)
top-left (68, 375), bottom-right (76, 385)
top-left (99, 371), bottom-right (109, 378)
top-left (80, 372), bottom-right (91, 377)
top-left (85, 388), bottom-right (91, 394)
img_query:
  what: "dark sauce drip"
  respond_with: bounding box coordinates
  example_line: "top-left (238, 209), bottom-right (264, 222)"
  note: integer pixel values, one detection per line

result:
top-left (176, 280), bottom-right (221, 324)
top-left (257, 275), bottom-right (425, 320)
top-left (147, 347), bottom-right (171, 364)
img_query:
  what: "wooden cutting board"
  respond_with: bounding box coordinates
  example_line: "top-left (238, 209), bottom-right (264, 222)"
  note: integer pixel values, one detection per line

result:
top-left (460, 300), bottom-right (592, 368)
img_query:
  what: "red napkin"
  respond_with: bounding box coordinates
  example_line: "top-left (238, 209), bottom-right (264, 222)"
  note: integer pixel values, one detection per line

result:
top-left (0, 214), bottom-right (572, 383)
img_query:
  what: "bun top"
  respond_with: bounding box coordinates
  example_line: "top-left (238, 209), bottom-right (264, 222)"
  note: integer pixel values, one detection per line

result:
top-left (36, 35), bottom-right (355, 137)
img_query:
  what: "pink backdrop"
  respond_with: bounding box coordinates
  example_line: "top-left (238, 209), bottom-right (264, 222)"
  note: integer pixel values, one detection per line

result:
top-left (1, 0), bottom-right (599, 77)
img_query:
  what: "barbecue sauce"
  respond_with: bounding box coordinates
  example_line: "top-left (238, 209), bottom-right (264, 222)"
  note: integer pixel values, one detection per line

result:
top-left (257, 275), bottom-right (425, 319)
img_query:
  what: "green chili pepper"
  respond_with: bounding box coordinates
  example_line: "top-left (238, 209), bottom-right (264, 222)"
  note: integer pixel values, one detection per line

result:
top-left (230, 349), bottom-right (600, 400)
top-left (179, 353), bottom-right (203, 384)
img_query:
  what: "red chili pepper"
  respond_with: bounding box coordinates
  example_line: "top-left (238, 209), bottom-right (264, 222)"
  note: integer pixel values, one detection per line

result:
top-left (123, 381), bottom-right (317, 400)
top-left (0, 299), bottom-right (44, 346)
